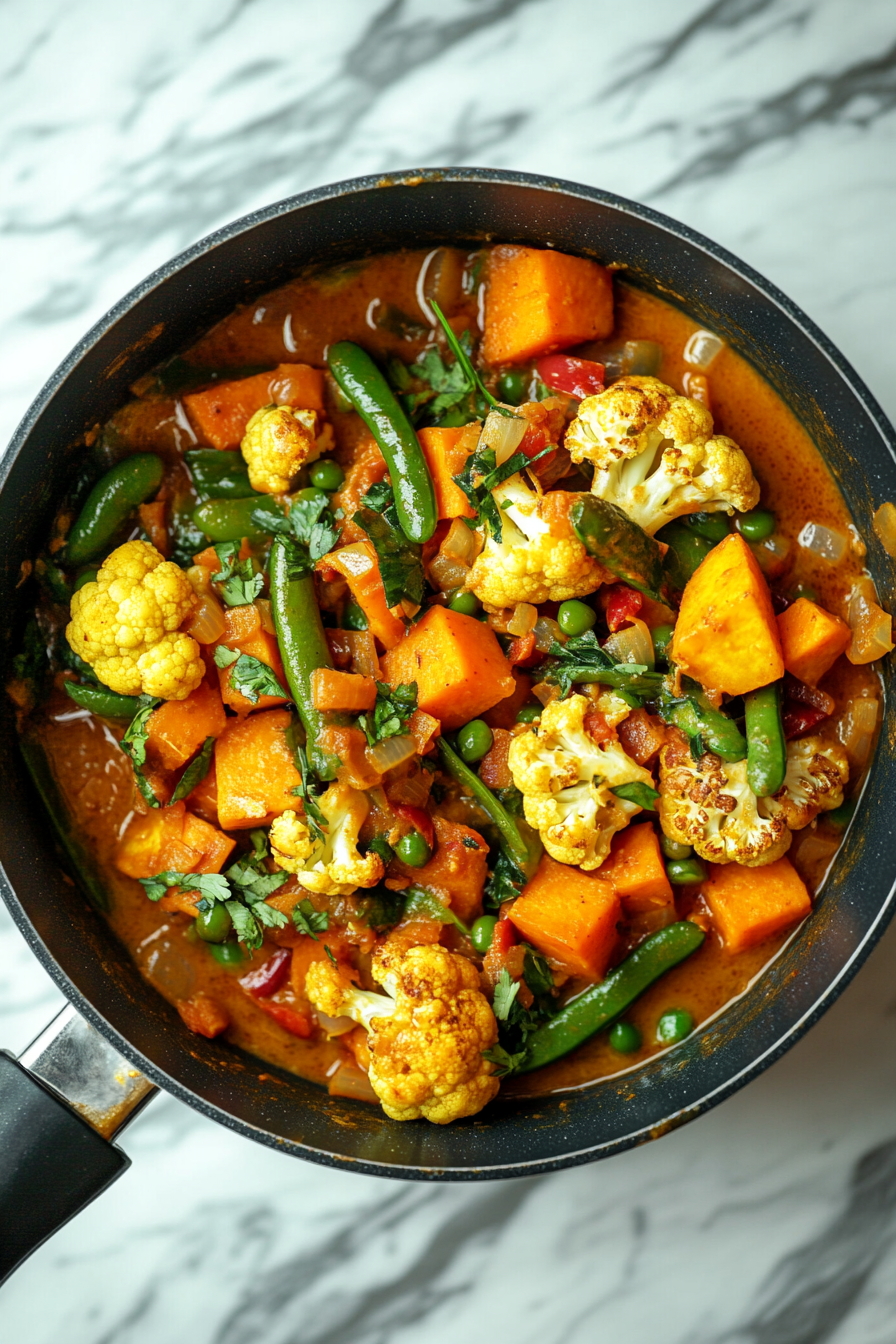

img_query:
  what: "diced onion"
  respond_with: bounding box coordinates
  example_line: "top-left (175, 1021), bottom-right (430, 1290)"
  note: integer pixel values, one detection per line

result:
top-left (836, 696), bottom-right (879, 764)
top-left (429, 551), bottom-right (470, 591)
top-left (681, 371), bottom-right (711, 409)
top-left (533, 617), bottom-right (565, 653)
top-left (344, 630), bottom-right (379, 678)
top-left (791, 831), bottom-right (840, 879)
top-left (479, 408), bottom-right (527, 466)
top-left (255, 598), bottom-right (276, 634)
top-left (532, 680), bottom-right (561, 707)
top-left (508, 603), bottom-right (538, 637)
top-left (603, 617), bottom-right (654, 669)
top-left (327, 1060), bottom-right (378, 1102)
top-left (186, 564), bottom-right (213, 597)
top-left (183, 593), bottom-right (226, 645)
top-left (441, 517), bottom-right (478, 566)
top-left (873, 503), bottom-right (896, 558)
top-left (847, 577), bottom-right (894, 664)
top-left (316, 1011), bottom-right (357, 1038)
top-left (683, 329), bottom-right (724, 370)
top-left (750, 532), bottom-right (791, 580)
top-left (367, 733), bottom-right (417, 774)
top-left (798, 521), bottom-right (847, 564)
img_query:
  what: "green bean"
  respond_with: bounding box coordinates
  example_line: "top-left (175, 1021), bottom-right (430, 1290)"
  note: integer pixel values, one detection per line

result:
top-left (65, 454), bottom-right (165, 565)
top-left (438, 738), bottom-right (542, 881)
top-left (517, 922), bottom-right (705, 1073)
top-left (656, 684), bottom-right (747, 762)
top-left (185, 449), bottom-right (258, 500)
top-left (193, 495), bottom-right (284, 542)
top-left (657, 520), bottom-right (715, 591)
top-left (327, 342), bottom-right (437, 544)
top-left (570, 496), bottom-right (666, 602)
top-left (268, 535), bottom-right (346, 780)
top-left (64, 682), bottom-right (143, 720)
top-left (665, 857), bottom-right (707, 885)
top-left (74, 569), bottom-right (99, 591)
top-left (745, 682), bottom-right (786, 796)
top-left (685, 512), bottom-right (730, 542)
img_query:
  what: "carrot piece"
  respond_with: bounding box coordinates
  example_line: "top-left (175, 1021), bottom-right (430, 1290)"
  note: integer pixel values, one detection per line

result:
top-left (194, 538), bottom-right (251, 570)
top-left (255, 999), bottom-right (314, 1037)
top-left (482, 669), bottom-right (533, 729)
top-left (181, 811), bottom-right (236, 873)
top-left (186, 760), bottom-right (219, 825)
top-left (183, 363), bottom-right (325, 450)
top-left (598, 823), bottom-right (673, 913)
top-left (776, 598), bottom-right (851, 687)
top-left (671, 533), bottom-right (784, 696)
top-left (310, 668), bottom-right (377, 712)
top-left (478, 728), bottom-right (513, 789)
top-left (701, 856), bottom-right (811, 953)
top-left (408, 708), bottom-right (440, 754)
top-left (509, 854), bottom-right (621, 980)
top-left (418, 425), bottom-right (478, 519)
top-left (318, 542), bottom-right (406, 649)
top-left (380, 607), bottom-right (515, 730)
top-left (146, 680), bottom-right (227, 771)
top-left (138, 500), bottom-right (168, 556)
top-left (114, 802), bottom-right (235, 879)
top-left (617, 709), bottom-right (666, 765)
top-left (394, 815), bottom-right (488, 924)
top-left (215, 604), bottom-right (288, 713)
top-left (214, 708), bottom-right (303, 830)
top-left (289, 932), bottom-right (354, 993)
top-left (482, 246), bottom-right (614, 366)
top-left (158, 888), bottom-right (203, 917)
top-left (176, 994), bottom-right (230, 1038)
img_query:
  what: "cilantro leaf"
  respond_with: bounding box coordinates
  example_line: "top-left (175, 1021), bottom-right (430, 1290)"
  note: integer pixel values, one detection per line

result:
top-left (543, 632), bottom-right (664, 699)
top-left (452, 442), bottom-right (554, 541)
top-left (357, 680), bottom-right (417, 747)
top-left (120, 695), bottom-right (163, 807)
top-left (611, 781), bottom-right (660, 811)
top-left (366, 834), bottom-right (395, 864)
top-left (430, 300), bottom-right (512, 418)
top-left (139, 871), bottom-right (230, 904)
top-left (492, 968), bottom-right (520, 1020)
top-left (522, 949), bottom-right (555, 999)
top-left (170, 735), bottom-right (215, 805)
top-left (483, 849), bottom-right (526, 911)
top-left (402, 885), bottom-right (470, 936)
top-left (213, 646), bottom-right (287, 704)
top-left (254, 493), bottom-right (340, 562)
top-left (292, 897), bottom-right (330, 940)
top-left (482, 1044), bottom-right (527, 1078)
top-left (353, 481), bottom-right (424, 607)
top-left (285, 719), bottom-right (328, 844)
top-left (410, 345), bottom-right (472, 415)
top-left (212, 542), bottom-right (264, 607)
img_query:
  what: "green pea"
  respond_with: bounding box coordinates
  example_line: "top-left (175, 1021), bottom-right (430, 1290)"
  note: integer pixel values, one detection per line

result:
top-left (308, 458), bottom-right (345, 492)
top-left (448, 590), bottom-right (481, 617)
top-left (656, 1008), bottom-right (694, 1045)
top-left (826, 798), bottom-right (856, 829)
top-left (652, 623), bottom-right (675, 661)
top-left (457, 719), bottom-right (493, 763)
top-left (395, 830), bottom-right (432, 868)
top-left (342, 599), bottom-right (369, 631)
top-left (738, 508), bottom-right (776, 541)
top-left (74, 568), bottom-right (99, 591)
top-left (196, 904), bottom-right (233, 943)
top-left (516, 704), bottom-right (542, 724)
top-left (685, 512), bottom-right (730, 542)
top-left (609, 1021), bottom-right (642, 1054)
top-left (294, 486), bottom-right (329, 507)
top-left (666, 857), bottom-right (707, 885)
top-left (557, 600), bottom-right (597, 636)
top-left (208, 940), bottom-right (245, 967)
top-left (659, 834), bottom-right (693, 861)
top-left (470, 915), bottom-right (498, 953)
top-left (497, 370), bottom-right (527, 405)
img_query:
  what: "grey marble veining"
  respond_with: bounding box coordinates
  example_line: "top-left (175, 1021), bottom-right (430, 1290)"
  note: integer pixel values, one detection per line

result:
top-left (2, 1), bottom-right (896, 1339)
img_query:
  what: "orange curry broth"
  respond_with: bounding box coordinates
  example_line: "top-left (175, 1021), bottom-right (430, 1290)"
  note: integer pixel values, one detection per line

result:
top-left (24, 249), bottom-right (880, 1099)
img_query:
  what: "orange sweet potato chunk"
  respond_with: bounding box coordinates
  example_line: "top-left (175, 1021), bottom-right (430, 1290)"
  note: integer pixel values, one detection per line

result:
top-left (394, 815), bottom-right (489, 924)
top-left (672, 533), bottom-right (784, 696)
top-left (777, 598), bottom-right (851, 687)
top-left (599, 823), bottom-right (673, 913)
top-left (147, 680), bottom-right (227, 771)
top-left (115, 802), bottom-right (235, 880)
top-left (380, 607), bottom-right (514, 730)
top-left (310, 668), bottom-right (377, 712)
top-left (215, 604), bottom-right (288, 713)
top-left (509, 854), bottom-right (621, 980)
top-left (320, 543), bottom-right (406, 650)
top-left (215, 708), bottom-right (302, 830)
top-left (701, 856), bottom-right (811, 953)
top-left (183, 363), bottom-right (324, 449)
top-left (482, 246), bottom-right (614, 366)
top-left (418, 425), bottom-right (477, 520)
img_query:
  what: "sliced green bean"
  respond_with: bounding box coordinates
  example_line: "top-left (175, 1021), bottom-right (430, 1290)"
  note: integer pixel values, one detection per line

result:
top-left (438, 738), bottom-right (542, 880)
top-left (65, 454), bottom-right (165, 566)
top-left (193, 495), bottom-right (284, 542)
top-left (185, 449), bottom-right (258, 500)
top-left (64, 682), bottom-right (143, 720)
top-left (657, 520), bottom-right (715, 591)
top-left (656, 684), bottom-right (747, 762)
top-left (745, 682), bottom-right (786, 796)
top-left (570, 496), bottom-right (666, 602)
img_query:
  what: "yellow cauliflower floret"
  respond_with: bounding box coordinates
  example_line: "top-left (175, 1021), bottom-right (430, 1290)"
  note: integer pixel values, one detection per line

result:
top-left (466, 474), bottom-right (609, 607)
top-left (764, 735), bottom-right (849, 830)
top-left (564, 375), bottom-right (759, 535)
top-left (269, 782), bottom-right (384, 896)
top-left (66, 540), bottom-right (202, 700)
top-left (508, 693), bottom-right (655, 870)
top-left (305, 943), bottom-right (500, 1124)
top-left (240, 404), bottom-right (323, 494)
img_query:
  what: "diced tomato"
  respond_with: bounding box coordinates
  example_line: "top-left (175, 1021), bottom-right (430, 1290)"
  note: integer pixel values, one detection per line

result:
top-left (584, 710), bottom-right (614, 744)
top-left (517, 423), bottom-right (557, 477)
top-left (536, 354), bottom-right (605, 400)
top-left (782, 703), bottom-right (828, 740)
top-left (255, 1000), bottom-right (313, 1037)
top-left (393, 803), bottom-right (435, 851)
top-left (605, 584), bottom-right (643, 632)
top-left (239, 947), bottom-right (291, 998)
top-left (508, 632), bottom-right (539, 666)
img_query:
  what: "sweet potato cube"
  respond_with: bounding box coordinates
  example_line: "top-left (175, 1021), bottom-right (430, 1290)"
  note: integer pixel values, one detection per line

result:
top-left (176, 994), bottom-right (230, 1038)
top-left (147, 680), bottom-right (227, 771)
top-left (394, 815), bottom-right (488, 924)
top-left (186, 761), bottom-right (219, 825)
top-left (319, 543), bottom-right (406, 650)
top-left (215, 604), bottom-right (288, 713)
top-left (214, 708), bottom-right (303, 830)
top-left (701, 856), bottom-right (811, 953)
top-left (418, 425), bottom-right (477, 519)
top-left (599, 823), bottom-right (673, 913)
top-left (310, 668), bottom-right (377, 712)
top-left (777, 598), bottom-right (851, 687)
top-left (380, 607), bottom-right (514, 730)
top-left (183, 363), bottom-right (324, 450)
top-left (483, 246), bottom-right (614, 366)
top-left (509, 854), bottom-right (621, 980)
top-left (672, 533), bottom-right (784, 696)
top-left (115, 801), bottom-right (235, 881)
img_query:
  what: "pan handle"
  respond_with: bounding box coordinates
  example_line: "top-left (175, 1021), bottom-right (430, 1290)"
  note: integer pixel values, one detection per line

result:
top-left (0, 1005), bottom-right (156, 1283)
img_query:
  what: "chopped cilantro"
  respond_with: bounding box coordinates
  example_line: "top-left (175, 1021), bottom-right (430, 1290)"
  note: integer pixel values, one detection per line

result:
top-left (139, 871), bottom-right (229, 904)
top-left (213, 645), bottom-right (287, 704)
top-left (120, 695), bottom-right (163, 807)
top-left (401, 885), bottom-right (470, 936)
top-left (492, 968), bottom-right (520, 1020)
top-left (353, 481), bottom-right (424, 607)
top-left (357, 680), bottom-right (417, 747)
top-left (292, 897), bottom-right (329, 940)
top-left (285, 719), bottom-right (328, 844)
top-left (170, 735), bottom-right (216, 804)
top-left (211, 542), bottom-right (264, 607)
top-left (366, 834), bottom-right (395, 864)
top-left (452, 441), bottom-right (553, 540)
top-left (251, 492), bottom-right (340, 574)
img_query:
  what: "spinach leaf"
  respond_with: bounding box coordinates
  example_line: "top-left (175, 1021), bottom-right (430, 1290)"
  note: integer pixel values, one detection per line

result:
top-left (353, 481), bottom-right (424, 607)
top-left (544, 631), bottom-right (664, 699)
top-left (292, 897), bottom-right (329, 939)
top-left (120, 695), bottom-right (163, 807)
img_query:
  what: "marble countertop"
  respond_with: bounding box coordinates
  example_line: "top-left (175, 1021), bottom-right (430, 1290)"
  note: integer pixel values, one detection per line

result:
top-left (2, 1), bottom-right (896, 1338)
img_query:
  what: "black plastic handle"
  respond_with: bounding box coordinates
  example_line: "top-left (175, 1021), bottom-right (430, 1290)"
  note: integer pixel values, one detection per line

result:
top-left (0, 1051), bottom-right (130, 1283)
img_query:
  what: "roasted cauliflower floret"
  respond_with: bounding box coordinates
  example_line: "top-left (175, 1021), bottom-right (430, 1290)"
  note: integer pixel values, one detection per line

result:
top-left (564, 375), bottom-right (759, 535)
top-left (269, 782), bottom-right (384, 896)
top-left (658, 732), bottom-right (790, 867)
top-left (305, 943), bottom-right (500, 1123)
top-left (240, 404), bottom-right (324, 494)
top-left (466, 474), bottom-right (609, 607)
top-left (508, 693), bottom-right (655, 870)
top-left (764, 735), bottom-right (849, 829)
top-left (66, 540), bottom-right (202, 700)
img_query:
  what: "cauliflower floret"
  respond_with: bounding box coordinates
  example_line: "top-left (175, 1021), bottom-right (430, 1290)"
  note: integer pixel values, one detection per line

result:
top-left (658, 732), bottom-right (790, 867)
top-left (66, 540), bottom-right (202, 700)
top-left (764, 735), bottom-right (849, 829)
top-left (240, 404), bottom-right (323, 494)
top-left (305, 943), bottom-right (500, 1123)
top-left (269, 782), bottom-right (384, 896)
top-left (564, 375), bottom-right (759, 535)
top-left (508, 693), bottom-right (656, 870)
top-left (466, 473), bottom-right (609, 607)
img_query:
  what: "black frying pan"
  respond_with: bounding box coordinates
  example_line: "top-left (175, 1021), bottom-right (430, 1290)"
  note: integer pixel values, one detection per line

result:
top-left (1, 169), bottom-right (894, 1282)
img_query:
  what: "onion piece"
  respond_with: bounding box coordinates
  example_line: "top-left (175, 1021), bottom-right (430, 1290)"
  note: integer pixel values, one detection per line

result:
top-left (327, 1060), bottom-right (378, 1102)
top-left (440, 517), bottom-right (478, 565)
top-left (750, 532), bottom-right (791, 580)
top-left (479, 408), bottom-right (527, 466)
top-left (183, 593), bottom-right (226, 645)
top-left (367, 733), bottom-right (417, 774)
top-left (255, 598), bottom-right (276, 634)
top-left (797, 521), bottom-right (847, 564)
top-left (603, 617), bottom-right (655, 669)
top-left (873, 503), bottom-right (896, 557)
top-left (846, 577), bottom-right (894, 664)
top-left (316, 1011), bottom-right (357, 1038)
top-left (429, 551), bottom-right (470, 592)
top-left (683, 329), bottom-right (724, 370)
top-left (681, 371), bottom-right (711, 409)
top-left (836, 696), bottom-right (879, 765)
top-left (508, 603), bottom-right (538, 637)
top-left (533, 617), bottom-right (565, 653)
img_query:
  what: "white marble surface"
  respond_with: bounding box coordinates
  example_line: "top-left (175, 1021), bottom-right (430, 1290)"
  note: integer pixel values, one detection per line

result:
top-left (2, 0), bottom-right (896, 1337)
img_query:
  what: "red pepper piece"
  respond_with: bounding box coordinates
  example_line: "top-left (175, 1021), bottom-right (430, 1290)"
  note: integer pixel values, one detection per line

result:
top-left (239, 947), bottom-right (291, 999)
top-left (604, 584), bottom-right (643, 632)
top-left (536, 354), bottom-right (605, 400)
top-left (782, 703), bottom-right (828, 740)
top-left (255, 999), bottom-right (313, 1037)
top-left (393, 803), bottom-right (435, 851)
top-left (507, 632), bottom-right (539, 667)
top-left (783, 674), bottom-right (835, 716)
